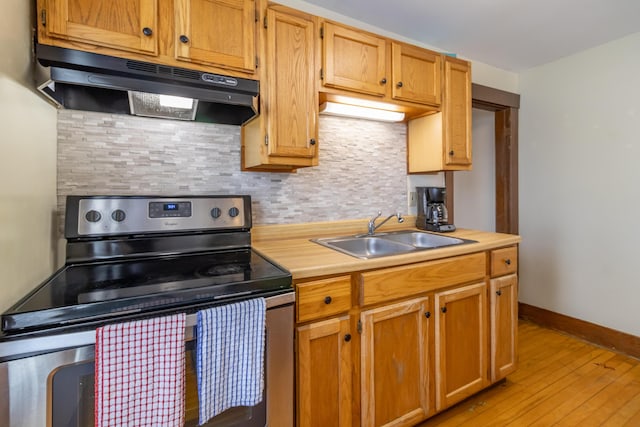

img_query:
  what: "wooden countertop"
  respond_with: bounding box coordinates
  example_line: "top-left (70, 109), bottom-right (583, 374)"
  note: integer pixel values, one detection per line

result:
top-left (252, 217), bottom-right (521, 280)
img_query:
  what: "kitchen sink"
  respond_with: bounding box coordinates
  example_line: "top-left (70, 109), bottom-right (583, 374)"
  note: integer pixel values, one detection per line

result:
top-left (312, 230), bottom-right (476, 259)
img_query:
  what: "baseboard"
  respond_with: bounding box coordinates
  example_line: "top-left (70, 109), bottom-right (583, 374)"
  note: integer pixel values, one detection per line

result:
top-left (518, 303), bottom-right (640, 360)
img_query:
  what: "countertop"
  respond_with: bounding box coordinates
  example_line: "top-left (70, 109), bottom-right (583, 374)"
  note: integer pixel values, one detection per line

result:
top-left (252, 218), bottom-right (521, 280)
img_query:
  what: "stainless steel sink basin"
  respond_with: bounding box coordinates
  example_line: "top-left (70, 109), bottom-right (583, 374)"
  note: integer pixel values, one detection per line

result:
top-left (380, 231), bottom-right (468, 248)
top-left (312, 230), bottom-right (476, 259)
top-left (312, 236), bottom-right (415, 259)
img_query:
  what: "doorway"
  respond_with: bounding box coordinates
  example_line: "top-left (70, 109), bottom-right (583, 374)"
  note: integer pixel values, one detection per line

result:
top-left (445, 84), bottom-right (520, 234)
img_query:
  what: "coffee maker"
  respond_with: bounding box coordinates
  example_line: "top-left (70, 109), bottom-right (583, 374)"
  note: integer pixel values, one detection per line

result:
top-left (416, 186), bottom-right (456, 232)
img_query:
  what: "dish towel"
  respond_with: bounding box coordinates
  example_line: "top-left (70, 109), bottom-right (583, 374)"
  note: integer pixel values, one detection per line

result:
top-left (95, 313), bottom-right (186, 427)
top-left (196, 298), bottom-right (266, 425)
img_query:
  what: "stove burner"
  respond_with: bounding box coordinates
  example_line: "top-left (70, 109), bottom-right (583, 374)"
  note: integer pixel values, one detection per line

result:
top-left (197, 264), bottom-right (247, 277)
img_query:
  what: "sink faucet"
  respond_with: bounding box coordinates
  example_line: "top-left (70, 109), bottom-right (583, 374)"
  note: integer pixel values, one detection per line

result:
top-left (368, 211), bottom-right (404, 235)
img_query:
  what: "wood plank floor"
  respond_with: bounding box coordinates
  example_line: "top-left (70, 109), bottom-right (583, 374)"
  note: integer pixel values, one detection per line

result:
top-left (418, 319), bottom-right (640, 426)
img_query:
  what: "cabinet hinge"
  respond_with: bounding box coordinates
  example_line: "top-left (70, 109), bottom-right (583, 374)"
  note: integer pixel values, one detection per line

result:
top-left (319, 26), bottom-right (324, 39)
top-left (319, 68), bottom-right (323, 80)
top-left (357, 319), bottom-right (362, 334)
top-left (263, 16), bottom-right (268, 29)
top-left (41, 9), bottom-right (46, 26)
top-left (264, 134), bottom-right (269, 146)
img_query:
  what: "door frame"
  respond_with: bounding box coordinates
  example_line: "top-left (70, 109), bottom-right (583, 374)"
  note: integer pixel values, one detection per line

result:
top-left (445, 84), bottom-right (520, 234)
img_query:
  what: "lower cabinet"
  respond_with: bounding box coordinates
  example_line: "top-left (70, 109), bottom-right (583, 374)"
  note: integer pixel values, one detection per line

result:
top-left (434, 281), bottom-right (489, 410)
top-left (490, 273), bottom-right (518, 382)
top-left (295, 246), bottom-right (518, 427)
top-left (360, 297), bottom-right (433, 427)
top-left (297, 316), bottom-right (353, 427)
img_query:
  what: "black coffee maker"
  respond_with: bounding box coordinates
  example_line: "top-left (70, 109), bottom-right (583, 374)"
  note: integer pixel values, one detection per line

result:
top-left (416, 187), bottom-right (456, 232)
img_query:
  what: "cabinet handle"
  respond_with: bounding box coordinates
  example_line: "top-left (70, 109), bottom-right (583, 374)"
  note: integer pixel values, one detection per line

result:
top-left (142, 27), bottom-right (153, 36)
top-left (449, 150), bottom-right (455, 156)
top-left (324, 296), bottom-right (332, 305)
top-left (441, 307), bottom-right (447, 314)
top-left (380, 77), bottom-right (387, 85)
top-left (424, 311), bottom-right (431, 318)
top-left (309, 138), bottom-right (316, 146)
top-left (179, 35), bottom-right (190, 44)
top-left (496, 290), bottom-right (502, 296)
top-left (344, 334), bottom-right (352, 342)
top-left (396, 81), bottom-right (403, 88)
top-left (505, 259), bottom-right (512, 265)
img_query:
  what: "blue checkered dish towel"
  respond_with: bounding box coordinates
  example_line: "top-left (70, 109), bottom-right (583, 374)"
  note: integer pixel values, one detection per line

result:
top-left (196, 298), bottom-right (266, 425)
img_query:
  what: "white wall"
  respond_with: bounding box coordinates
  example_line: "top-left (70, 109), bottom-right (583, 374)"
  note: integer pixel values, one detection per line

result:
top-left (454, 109), bottom-right (496, 231)
top-left (519, 31), bottom-right (640, 336)
top-left (0, 1), bottom-right (58, 312)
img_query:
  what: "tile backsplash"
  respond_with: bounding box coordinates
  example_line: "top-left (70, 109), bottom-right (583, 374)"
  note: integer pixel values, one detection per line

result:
top-left (57, 110), bottom-right (409, 234)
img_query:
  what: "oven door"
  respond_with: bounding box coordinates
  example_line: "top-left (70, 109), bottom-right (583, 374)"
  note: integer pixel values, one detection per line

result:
top-left (0, 293), bottom-right (294, 427)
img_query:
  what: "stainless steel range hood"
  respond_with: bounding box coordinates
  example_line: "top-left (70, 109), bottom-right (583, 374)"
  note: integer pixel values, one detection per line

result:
top-left (35, 44), bottom-right (259, 125)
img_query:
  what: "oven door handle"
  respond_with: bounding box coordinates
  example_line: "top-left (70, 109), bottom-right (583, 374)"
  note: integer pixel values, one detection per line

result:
top-left (0, 292), bottom-right (294, 361)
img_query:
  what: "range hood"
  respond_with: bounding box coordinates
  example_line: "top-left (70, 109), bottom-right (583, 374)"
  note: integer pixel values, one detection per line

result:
top-left (35, 44), bottom-right (259, 125)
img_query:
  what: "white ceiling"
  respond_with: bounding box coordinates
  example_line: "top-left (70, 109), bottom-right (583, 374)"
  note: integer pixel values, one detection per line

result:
top-left (302, 0), bottom-right (640, 72)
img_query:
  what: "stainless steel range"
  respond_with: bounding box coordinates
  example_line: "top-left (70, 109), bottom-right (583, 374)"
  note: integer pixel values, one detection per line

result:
top-left (0, 195), bottom-right (294, 427)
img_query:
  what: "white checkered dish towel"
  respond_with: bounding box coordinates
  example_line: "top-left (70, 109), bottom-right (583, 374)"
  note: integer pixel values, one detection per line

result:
top-left (196, 298), bottom-right (266, 425)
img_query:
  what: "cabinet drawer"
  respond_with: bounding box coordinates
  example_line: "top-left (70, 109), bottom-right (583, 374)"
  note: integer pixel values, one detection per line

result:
top-left (297, 275), bottom-right (352, 323)
top-left (491, 246), bottom-right (518, 277)
top-left (358, 252), bottom-right (486, 306)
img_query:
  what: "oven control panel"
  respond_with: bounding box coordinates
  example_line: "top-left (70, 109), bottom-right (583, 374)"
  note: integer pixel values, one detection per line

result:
top-left (66, 196), bottom-right (251, 237)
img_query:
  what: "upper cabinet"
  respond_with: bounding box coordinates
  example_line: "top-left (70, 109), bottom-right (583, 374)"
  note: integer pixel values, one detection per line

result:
top-left (241, 6), bottom-right (318, 171)
top-left (40, 0), bottom-right (159, 54)
top-left (407, 56), bottom-right (472, 173)
top-left (391, 42), bottom-right (441, 106)
top-left (37, 0), bottom-right (259, 78)
top-left (174, 0), bottom-right (256, 72)
top-left (320, 21), bottom-right (442, 110)
top-left (321, 22), bottom-right (387, 97)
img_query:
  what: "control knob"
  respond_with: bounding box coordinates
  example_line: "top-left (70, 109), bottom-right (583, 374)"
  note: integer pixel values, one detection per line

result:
top-left (210, 207), bottom-right (222, 219)
top-left (85, 210), bottom-right (101, 223)
top-left (111, 209), bottom-right (126, 222)
top-left (229, 207), bottom-right (240, 218)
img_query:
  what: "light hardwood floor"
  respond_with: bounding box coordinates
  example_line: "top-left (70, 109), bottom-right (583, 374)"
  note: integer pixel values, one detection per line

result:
top-left (418, 319), bottom-right (640, 426)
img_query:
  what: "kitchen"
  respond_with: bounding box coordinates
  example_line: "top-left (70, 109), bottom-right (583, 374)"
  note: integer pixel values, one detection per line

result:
top-left (2, 0), bottom-right (640, 426)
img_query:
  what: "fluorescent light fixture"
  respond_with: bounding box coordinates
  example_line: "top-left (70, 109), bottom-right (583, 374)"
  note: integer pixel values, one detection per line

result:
top-left (159, 94), bottom-right (194, 109)
top-left (319, 101), bottom-right (405, 122)
top-left (128, 91), bottom-right (198, 120)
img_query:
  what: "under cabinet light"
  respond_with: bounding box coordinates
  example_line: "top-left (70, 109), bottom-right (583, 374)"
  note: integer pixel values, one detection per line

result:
top-left (319, 101), bottom-right (405, 122)
top-left (159, 94), bottom-right (195, 109)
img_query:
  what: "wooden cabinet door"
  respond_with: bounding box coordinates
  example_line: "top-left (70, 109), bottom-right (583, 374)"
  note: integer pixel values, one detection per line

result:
top-left (361, 297), bottom-right (432, 427)
top-left (297, 316), bottom-right (352, 427)
top-left (443, 56), bottom-right (472, 167)
top-left (175, 0), bottom-right (256, 72)
top-left (391, 43), bottom-right (441, 106)
top-left (43, 0), bottom-right (158, 54)
top-left (264, 8), bottom-right (318, 160)
top-left (322, 22), bottom-right (387, 97)
top-left (434, 281), bottom-right (488, 411)
top-left (490, 274), bottom-right (518, 382)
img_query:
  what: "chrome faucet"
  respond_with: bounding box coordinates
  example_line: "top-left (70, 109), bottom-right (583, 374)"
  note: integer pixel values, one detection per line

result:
top-left (367, 211), bottom-right (404, 235)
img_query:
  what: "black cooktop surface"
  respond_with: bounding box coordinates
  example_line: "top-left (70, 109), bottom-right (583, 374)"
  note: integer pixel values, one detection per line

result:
top-left (2, 249), bottom-right (291, 333)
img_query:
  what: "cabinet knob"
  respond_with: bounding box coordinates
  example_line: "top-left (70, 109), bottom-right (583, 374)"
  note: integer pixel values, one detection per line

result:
top-left (505, 259), bottom-right (511, 265)
top-left (396, 81), bottom-right (403, 88)
top-left (424, 311), bottom-right (431, 319)
top-left (449, 150), bottom-right (455, 156)
top-left (142, 27), bottom-right (153, 36)
top-left (380, 77), bottom-right (387, 85)
top-left (324, 296), bottom-right (332, 305)
top-left (310, 138), bottom-right (316, 146)
top-left (441, 307), bottom-right (447, 314)
top-left (496, 290), bottom-right (503, 296)
top-left (179, 35), bottom-right (190, 44)
top-left (344, 334), bottom-right (352, 342)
